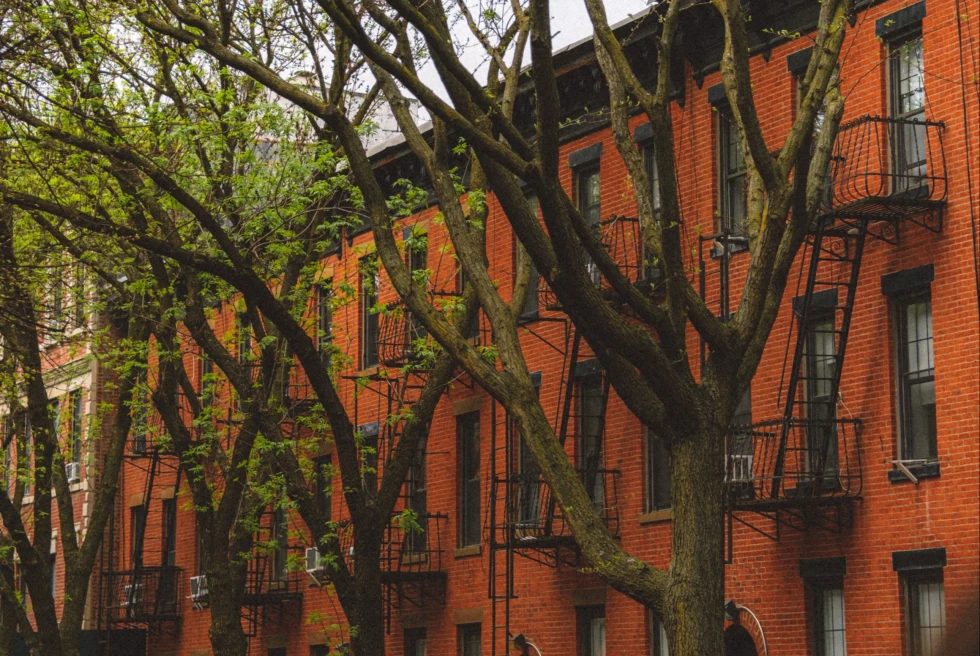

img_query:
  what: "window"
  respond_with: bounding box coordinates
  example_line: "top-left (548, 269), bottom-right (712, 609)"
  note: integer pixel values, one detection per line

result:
top-left (805, 316), bottom-right (839, 481)
top-left (645, 428), bottom-right (671, 512)
top-left (360, 258), bottom-right (380, 368)
top-left (272, 501), bottom-right (289, 582)
top-left (237, 313), bottom-right (252, 365)
top-left (318, 282), bottom-right (333, 368)
top-left (268, 649), bottom-right (287, 656)
top-left (49, 550), bottom-right (56, 598)
top-left (131, 506), bottom-right (147, 567)
top-left (811, 580), bottom-right (847, 656)
top-left (649, 609), bottom-right (669, 656)
top-left (889, 34), bottom-right (926, 190)
top-left (406, 232), bottom-right (428, 349)
top-left (643, 146), bottom-right (662, 216)
top-left (68, 388), bottom-right (83, 479)
top-left (50, 259), bottom-right (65, 332)
top-left (458, 623), bottom-right (481, 656)
top-left (70, 262), bottom-right (86, 329)
top-left (197, 521), bottom-right (206, 575)
top-left (577, 375), bottom-right (605, 508)
top-left (515, 417), bottom-right (541, 528)
top-left (405, 628), bottom-right (427, 656)
top-left (3, 415), bottom-right (13, 492)
top-left (406, 439), bottom-right (427, 553)
top-left (310, 646), bottom-right (330, 656)
top-left (458, 412), bottom-right (481, 547)
top-left (516, 196), bottom-right (540, 319)
top-left (360, 422), bottom-right (380, 493)
top-left (24, 412), bottom-right (35, 496)
top-left (906, 572), bottom-right (946, 656)
top-left (577, 605), bottom-right (606, 656)
top-left (160, 498), bottom-right (177, 609)
top-left (896, 293), bottom-right (936, 461)
top-left (314, 455), bottom-right (332, 522)
top-left (577, 166), bottom-right (602, 285)
top-left (131, 374), bottom-right (147, 455)
top-left (200, 354), bottom-right (214, 409)
top-left (718, 110), bottom-right (747, 237)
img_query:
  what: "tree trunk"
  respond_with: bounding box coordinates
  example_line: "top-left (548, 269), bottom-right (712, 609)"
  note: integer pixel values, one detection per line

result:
top-left (350, 536), bottom-right (386, 656)
top-left (667, 428), bottom-right (727, 656)
top-left (208, 561), bottom-right (249, 656)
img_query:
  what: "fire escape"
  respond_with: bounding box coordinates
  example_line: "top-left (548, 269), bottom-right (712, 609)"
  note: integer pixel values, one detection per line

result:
top-left (489, 223), bottom-right (640, 655)
top-left (344, 270), bottom-right (455, 633)
top-left (100, 419), bottom-right (183, 639)
top-left (716, 115), bottom-right (946, 552)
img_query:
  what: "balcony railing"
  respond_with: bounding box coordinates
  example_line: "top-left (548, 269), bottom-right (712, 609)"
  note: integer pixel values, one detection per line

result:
top-left (377, 301), bottom-right (432, 368)
top-left (498, 468), bottom-right (621, 545)
top-left (382, 512), bottom-right (448, 581)
top-left (725, 418), bottom-right (862, 509)
top-left (824, 115), bottom-right (946, 230)
top-left (106, 566), bottom-right (182, 624)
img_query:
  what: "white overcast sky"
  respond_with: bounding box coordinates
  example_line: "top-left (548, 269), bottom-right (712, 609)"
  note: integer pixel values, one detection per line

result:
top-left (417, 0), bottom-right (652, 100)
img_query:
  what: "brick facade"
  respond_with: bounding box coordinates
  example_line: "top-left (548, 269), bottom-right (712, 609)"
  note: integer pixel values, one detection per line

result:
top-left (13, 0), bottom-right (978, 654)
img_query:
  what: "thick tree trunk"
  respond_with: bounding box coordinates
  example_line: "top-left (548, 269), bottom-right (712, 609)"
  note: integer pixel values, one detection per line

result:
top-left (667, 428), bottom-right (727, 656)
top-left (208, 561), bottom-right (249, 656)
top-left (349, 536), bottom-right (386, 656)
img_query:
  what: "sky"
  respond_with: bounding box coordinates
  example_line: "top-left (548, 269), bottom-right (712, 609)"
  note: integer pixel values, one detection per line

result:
top-left (417, 0), bottom-right (652, 100)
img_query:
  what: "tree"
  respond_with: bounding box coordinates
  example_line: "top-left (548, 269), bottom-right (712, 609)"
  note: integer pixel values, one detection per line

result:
top-left (0, 169), bottom-right (149, 655)
top-left (0, 2), bottom-right (477, 654)
top-left (124, 0), bottom-right (854, 654)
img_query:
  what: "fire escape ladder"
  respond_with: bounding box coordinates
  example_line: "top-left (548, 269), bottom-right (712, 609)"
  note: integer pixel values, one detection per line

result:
top-left (771, 217), bottom-right (868, 499)
top-left (489, 397), bottom-right (515, 656)
top-left (125, 447), bottom-right (160, 616)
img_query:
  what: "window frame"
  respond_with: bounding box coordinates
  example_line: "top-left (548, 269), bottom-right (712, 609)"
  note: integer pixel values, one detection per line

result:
top-left (68, 388), bottom-right (83, 477)
top-left (576, 165), bottom-right (602, 286)
top-left (648, 608), bottom-right (669, 656)
top-left (457, 411), bottom-right (481, 548)
top-left (576, 604), bottom-right (606, 656)
top-left (314, 455), bottom-right (332, 522)
top-left (458, 622), bottom-right (482, 656)
top-left (904, 569), bottom-right (946, 656)
top-left (645, 428), bottom-right (671, 513)
top-left (130, 505), bottom-right (148, 567)
top-left (406, 438), bottom-right (428, 554)
top-left (717, 108), bottom-right (748, 237)
top-left (809, 577), bottom-right (848, 656)
top-left (272, 500), bottom-right (289, 582)
top-left (318, 281), bottom-right (334, 368)
top-left (360, 258), bottom-right (380, 369)
top-left (577, 374), bottom-right (606, 509)
top-left (405, 627), bottom-right (427, 656)
top-left (515, 195), bottom-right (541, 321)
top-left (894, 290), bottom-right (936, 462)
top-left (887, 31), bottom-right (927, 192)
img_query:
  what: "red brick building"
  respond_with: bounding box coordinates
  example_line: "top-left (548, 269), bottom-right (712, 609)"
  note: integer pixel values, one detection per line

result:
top-left (9, 0), bottom-right (978, 654)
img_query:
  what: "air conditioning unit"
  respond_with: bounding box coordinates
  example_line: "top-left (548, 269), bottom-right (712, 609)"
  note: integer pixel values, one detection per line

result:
top-left (305, 547), bottom-right (323, 574)
top-left (189, 575), bottom-right (208, 607)
top-left (122, 582), bottom-right (143, 607)
top-left (65, 462), bottom-right (80, 483)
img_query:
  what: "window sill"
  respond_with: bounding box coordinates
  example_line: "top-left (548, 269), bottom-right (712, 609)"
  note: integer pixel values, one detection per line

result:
top-left (888, 461), bottom-right (940, 484)
top-left (354, 365), bottom-right (380, 378)
top-left (454, 544), bottom-right (482, 559)
top-left (638, 509), bottom-right (672, 525)
top-left (709, 238), bottom-right (749, 259)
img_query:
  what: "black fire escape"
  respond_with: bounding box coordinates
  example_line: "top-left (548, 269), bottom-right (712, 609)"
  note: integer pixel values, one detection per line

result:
top-left (716, 115), bottom-right (946, 553)
top-left (100, 435), bottom-right (183, 640)
top-left (488, 320), bottom-right (622, 656)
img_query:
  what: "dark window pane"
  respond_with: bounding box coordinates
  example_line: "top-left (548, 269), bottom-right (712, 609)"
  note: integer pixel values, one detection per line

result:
top-left (719, 112), bottom-right (747, 237)
top-left (899, 295), bottom-right (936, 460)
top-left (458, 413), bottom-right (481, 547)
top-left (806, 317), bottom-right (839, 479)
top-left (907, 573), bottom-right (946, 656)
top-left (578, 167), bottom-right (602, 286)
top-left (459, 623), bottom-right (481, 656)
top-left (314, 456), bottom-right (332, 521)
top-left (361, 259), bottom-right (379, 368)
top-left (318, 283), bottom-right (333, 368)
top-left (578, 376), bottom-right (605, 508)
top-left (812, 582), bottom-right (847, 656)
top-left (577, 605), bottom-right (606, 656)
top-left (646, 429), bottom-right (671, 511)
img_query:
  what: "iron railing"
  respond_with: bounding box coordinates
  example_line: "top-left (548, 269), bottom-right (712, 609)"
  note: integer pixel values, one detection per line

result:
top-left (725, 418), bottom-right (862, 507)
top-left (105, 566), bottom-right (182, 623)
top-left (824, 115), bottom-right (946, 228)
top-left (382, 512), bottom-right (448, 579)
